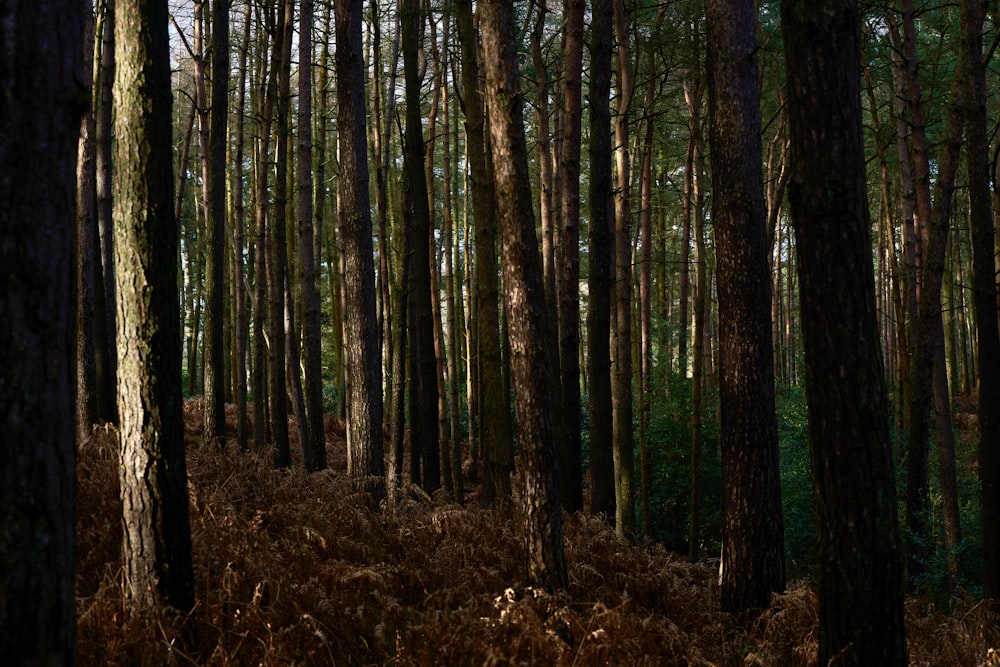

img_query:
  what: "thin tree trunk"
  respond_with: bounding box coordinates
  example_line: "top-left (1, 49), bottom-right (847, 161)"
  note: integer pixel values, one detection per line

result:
top-left (558, 0), bottom-right (585, 513)
top-left (455, 0), bottom-right (512, 505)
top-left (204, 0), bottom-right (230, 445)
top-left (232, 0), bottom-right (252, 451)
top-left (586, 0), bottom-right (615, 520)
top-left (298, 0), bottom-right (326, 471)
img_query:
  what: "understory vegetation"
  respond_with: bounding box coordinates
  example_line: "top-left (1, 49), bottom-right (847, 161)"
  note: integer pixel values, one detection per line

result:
top-left (76, 399), bottom-right (998, 666)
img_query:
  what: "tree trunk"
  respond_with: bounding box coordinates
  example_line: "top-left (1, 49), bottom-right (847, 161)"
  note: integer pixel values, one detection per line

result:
top-left (586, 0), bottom-right (615, 520)
top-left (455, 0), bottom-right (512, 506)
top-left (612, 0), bottom-right (636, 539)
top-left (95, 0), bottom-right (118, 424)
top-left (0, 0), bottom-right (82, 659)
top-left (782, 1), bottom-right (908, 662)
top-left (204, 0), bottom-right (230, 445)
top-left (558, 0), bottom-right (585, 513)
top-left (298, 0), bottom-right (327, 471)
top-left (401, 0), bottom-right (441, 492)
top-left (267, 0), bottom-right (294, 468)
top-left (114, 0), bottom-right (194, 612)
top-left (706, 0), bottom-right (785, 615)
top-left (335, 0), bottom-right (386, 498)
top-left (232, 0), bottom-right (253, 451)
top-left (961, 0), bottom-right (1000, 605)
top-left (480, 0), bottom-right (568, 590)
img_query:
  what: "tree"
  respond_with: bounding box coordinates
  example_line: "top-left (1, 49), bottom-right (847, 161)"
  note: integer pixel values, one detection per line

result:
top-left (706, 0), bottom-right (785, 614)
top-left (204, 0), bottom-right (230, 445)
top-left (114, 0), bottom-right (195, 611)
top-left (455, 0), bottom-right (513, 505)
top-left (480, 0), bottom-right (568, 590)
top-left (558, 0), bottom-right (585, 513)
top-left (401, 0), bottom-right (441, 491)
top-left (612, 0), bottom-right (636, 538)
top-left (960, 0), bottom-right (1000, 604)
top-left (298, 0), bottom-right (327, 471)
top-left (782, 1), bottom-right (907, 663)
top-left (586, 0), bottom-right (616, 520)
top-left (0, 0), bottom-right (83, 660)
top-left (335, 0), bottom-right (386, 496)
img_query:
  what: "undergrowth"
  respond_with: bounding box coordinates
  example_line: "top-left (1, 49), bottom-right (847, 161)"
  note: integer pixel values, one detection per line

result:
top-left (76, 400), bottom-right (999, 666)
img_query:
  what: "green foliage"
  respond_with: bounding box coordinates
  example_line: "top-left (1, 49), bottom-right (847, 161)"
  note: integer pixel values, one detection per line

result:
top-left (774, 384), bottom-right (816, 580)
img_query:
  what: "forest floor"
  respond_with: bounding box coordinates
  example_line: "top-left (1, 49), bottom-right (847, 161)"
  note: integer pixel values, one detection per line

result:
top-left (76, 400), bottom-right (999, 666)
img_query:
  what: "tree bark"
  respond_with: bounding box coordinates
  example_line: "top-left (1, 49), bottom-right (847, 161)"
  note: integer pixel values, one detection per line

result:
top-left (612, 0), bottom-right (636, 539)
top-left (335, 0), bottom-right (386, 498)
top-left (114, 0), bottom-right (195, 612)
top-left (0, 0), bottom-right (82, 659)
top-left (298, 0), bottom-right (327, 471)
top-left (455, 0), bottom-right (513, 505)
top-left (586, 0), bottom-right (616, 520)
top-left (401, 0), bottom-right (441, 491)
top-left (961, 0), bottom-right (1000, 605)
top-left (480, 0), bottom-right (568, 590)
top-left (706, 0), bottom-right (785, 615)
top-left (558, 0), bottom-right (585, 513)
top-left (782, 1), bottom-right (908, 662)
top-left (204, 0), bottom-right (230, 445)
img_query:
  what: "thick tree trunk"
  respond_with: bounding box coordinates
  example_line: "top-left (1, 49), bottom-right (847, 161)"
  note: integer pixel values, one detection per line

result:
top-left (335, 0), bottom-right (386, 498)
top-left (961, 0), bottom-right (1000, 605)
top-left (114, 0), bottom-right (194, 612)
top-left (782, 1), bottom-right (908, 663)
top-left (0, 0), bottom-right (82, 659)
top-left (706, 0), bottom-right (786, 615)
top-left (480, 0), bottom-right (568, 590)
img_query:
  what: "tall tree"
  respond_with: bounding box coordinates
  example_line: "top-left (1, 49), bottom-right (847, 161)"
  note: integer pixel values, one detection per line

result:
top-left (706, 0), bottom-right (785, 614)
top-left (204, 0), bottom-right (230, 445)
top-left (0, 0), bottom-right (82, 660)
top-left (480, 0), bottom-right (568, 590)
top-left (558, 0), bottom-right (585, 513)
top-left (782, 1), bottom-right (907, 663)
top-left (455, 0), bottom-right (513, 505)
top-left (961, 0), bottom-right (1000, 604)
top-left (114, 0), bottom-right (195, 611)
top-left (335, 0), bottom-right (386, 496)
top-left (268, 0), bottom-right (294, 468)
top-left (612, 0), bottom-right (636, 538)
top-left (401, 0), bottom-right (441, 491)
top-left (586, 0), bottom-right (616, 519)
top-left (298, 0), bottom-right (327, 471)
